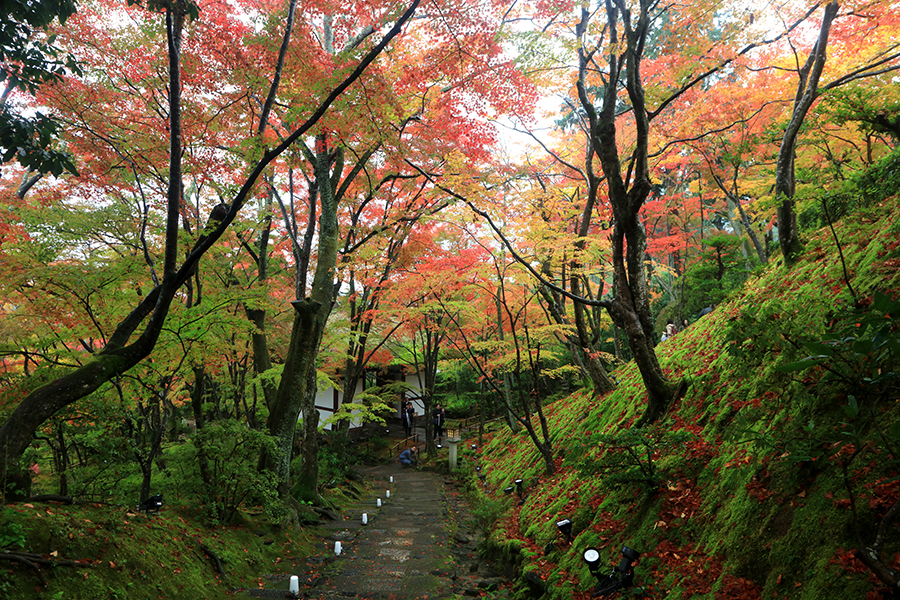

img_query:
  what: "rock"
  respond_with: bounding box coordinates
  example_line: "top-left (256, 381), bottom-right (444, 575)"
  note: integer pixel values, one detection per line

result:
top-left (455, 533), bottom-right (472, 544)
top-left (477, 578), bottom-right (503, 591)
top-left (429, 569), bottom-right (454, 577)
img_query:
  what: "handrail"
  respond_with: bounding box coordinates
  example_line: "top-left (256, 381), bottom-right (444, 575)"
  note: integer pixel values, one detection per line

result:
top-left (389, 433), bottom-right (420, 457)
top-left (388, 414), bottom-right (506, 457)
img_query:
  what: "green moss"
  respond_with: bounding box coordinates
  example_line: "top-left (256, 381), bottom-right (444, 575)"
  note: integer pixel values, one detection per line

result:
top-left (465, 196), bottom-right (900, 600)
top-left (0, 499), bottom-right (314, 600)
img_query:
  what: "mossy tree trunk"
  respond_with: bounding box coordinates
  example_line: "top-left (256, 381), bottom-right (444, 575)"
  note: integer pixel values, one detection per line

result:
top-left (264, 136), bottom-right (339, 504)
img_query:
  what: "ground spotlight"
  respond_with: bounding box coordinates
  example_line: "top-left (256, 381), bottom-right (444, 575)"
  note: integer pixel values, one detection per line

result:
top-left (503, 486), bottom-right (514, 495)
top-left (583, 545), bottom-right (641, 597)
top-left (583, 547), bottom-right (601, 574)
top-left (556, 518), bottom-right (573, 540)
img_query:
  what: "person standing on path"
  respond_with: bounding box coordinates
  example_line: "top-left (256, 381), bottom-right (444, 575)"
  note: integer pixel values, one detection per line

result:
top-left (405, 401), bottom-right (416, 439)
top-left (401, 401), bottom-right (412, 438)
top-left (433, 404), bottom-right (446, 446)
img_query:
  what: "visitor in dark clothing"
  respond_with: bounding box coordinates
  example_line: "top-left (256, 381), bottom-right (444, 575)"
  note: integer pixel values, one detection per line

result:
top-left (399, 445), bottom-right (418, 467)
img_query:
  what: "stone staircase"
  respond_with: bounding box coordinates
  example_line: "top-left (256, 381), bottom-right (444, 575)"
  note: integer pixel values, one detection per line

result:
top-left (247, 464), bottom-right (508, 599)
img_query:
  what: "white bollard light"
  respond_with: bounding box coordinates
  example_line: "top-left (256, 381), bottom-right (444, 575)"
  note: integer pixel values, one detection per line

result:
top-left (377, 498), bottom-right (382, 507)
top-left (362, 513), bottom-right (368, 525)
top-left (390, 476), bottom-right (394, 483)
top-left (386, 490), bottom-right (390, 499)
top-left (289, 575), bottom-right (299, 595)
top-left (334, 541), bottom-right (342, 555)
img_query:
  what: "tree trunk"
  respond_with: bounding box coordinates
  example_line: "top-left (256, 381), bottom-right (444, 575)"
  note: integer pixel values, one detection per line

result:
top-left (422, 327), bottom-right (439, 455)
top-left (730, 193), bottom-right (767, 265)
top-left (776, 1), bottom-right (839, 265)
top-left (265, 135), bottom-right (339, 503)
top-left (191, 366), bottom-right (214, 497)
top-left (572, 0), bottom-right (676, 424)
top-left (267, 298), bottom-right (328, 502)
top-left (247, 304), bottom-right (277, 411)
top-left (53, 421), bottom-right (70, 497)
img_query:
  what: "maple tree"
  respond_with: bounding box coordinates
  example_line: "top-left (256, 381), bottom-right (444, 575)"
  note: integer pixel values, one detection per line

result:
top-left (481, 0), bottom-right (900, 425)
top-left (238, 0), bottom-right (536, 501)
top-left (768, 0), bottom-right (900, 264)
top-left (0, 0), bottom-right (421, 493)
top-left (386, 222), bottom-right (572, 474)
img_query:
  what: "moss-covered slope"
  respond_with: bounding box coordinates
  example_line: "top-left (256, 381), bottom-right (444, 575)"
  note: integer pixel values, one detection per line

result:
top-left (470, 196), bottom-right (900, 600)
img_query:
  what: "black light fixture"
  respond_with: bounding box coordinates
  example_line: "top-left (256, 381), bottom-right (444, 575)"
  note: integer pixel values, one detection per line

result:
top-left (583, 546), bottom-right (641, 596)
top-left (556, 518), bottom-right (573, 541)
top-left (503, 486), bottom-right (514, 495)
top-left (138, 494), bottom-right (163, 515)
top-left (618, 546), bottom-right (640, 575)
top-left (515, 478), bottom-right (524, 495)
top-left (471, 444), bottom-right (477, 450)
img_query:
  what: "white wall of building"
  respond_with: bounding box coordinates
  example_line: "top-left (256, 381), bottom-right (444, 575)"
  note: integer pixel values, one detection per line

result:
top-left (313, 379), bottom-right (366, 431)
top-left (303, 369), bottom-right (426, 430)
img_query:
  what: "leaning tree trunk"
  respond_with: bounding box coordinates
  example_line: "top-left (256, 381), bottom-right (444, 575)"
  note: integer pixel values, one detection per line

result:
top-left (572, 0), bottom-right (676, 424)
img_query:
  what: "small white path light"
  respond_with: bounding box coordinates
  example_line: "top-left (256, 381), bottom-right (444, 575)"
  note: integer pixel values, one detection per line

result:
top-left (334, 541), bottom-right (342, 555)
top-left (362, 513), bottom-right (368, 525)
top-left (377, 498), bottom-right (382, 507)
top-left (386, 489), bottom-right (390, 499)
top-left (289, 575), bottom-right (299, 595)
top-left (389, 476), bottom-right (394, 483)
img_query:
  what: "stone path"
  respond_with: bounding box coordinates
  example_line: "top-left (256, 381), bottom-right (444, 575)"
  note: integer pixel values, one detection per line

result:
top-left (247, 463), bottom-right (508, 599)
